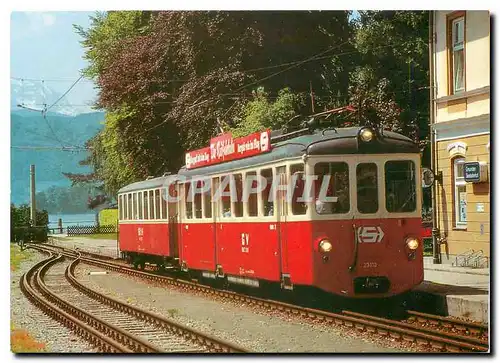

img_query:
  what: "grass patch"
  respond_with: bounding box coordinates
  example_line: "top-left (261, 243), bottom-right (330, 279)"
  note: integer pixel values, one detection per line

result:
top-left (167, 309), bottom-right (179, 318)
top-left (10, 244), bottom-right (33, 271)
top-left (11, 322), bottom-right (46, 353)
top-left (68, 233), bottom-right (117, 240)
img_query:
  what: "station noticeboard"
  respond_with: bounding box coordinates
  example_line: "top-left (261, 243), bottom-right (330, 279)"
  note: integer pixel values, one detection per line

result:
top-left (463, 161), bottom-right (488, 183)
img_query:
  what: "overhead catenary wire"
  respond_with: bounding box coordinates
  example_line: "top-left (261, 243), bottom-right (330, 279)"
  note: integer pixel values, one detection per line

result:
top-left (45, 75), bottom-right (84, 112)
top-left (136, 41), bottom-right (354, 136)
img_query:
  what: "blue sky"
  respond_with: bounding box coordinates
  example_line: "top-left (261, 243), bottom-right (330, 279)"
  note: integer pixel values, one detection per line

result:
top-left (10, 11), bottom-right (98, 113)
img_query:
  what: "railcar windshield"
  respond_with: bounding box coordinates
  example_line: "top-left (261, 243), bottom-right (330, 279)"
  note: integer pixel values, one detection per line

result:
top-left (314, 162), bottom-right (350, 214)
top-left (385, 160), bottom-right (417, 213)
top-left (357, 163), bottom-right (378, 214)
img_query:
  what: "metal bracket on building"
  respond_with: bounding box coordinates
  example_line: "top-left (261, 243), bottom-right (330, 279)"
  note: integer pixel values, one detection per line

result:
top-left (435, 171), bottom-right (443, 184)
top-left (422, 168), bottom-right (443, 188)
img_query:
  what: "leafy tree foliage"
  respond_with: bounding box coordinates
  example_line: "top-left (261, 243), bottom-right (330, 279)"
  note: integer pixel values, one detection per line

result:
top-left (35, 185), bottom-right (101, 214)
top-left (77, 11), bottom-right (353, 194)
top-left (11, 204), bottom-right (49, 242)
top-left (75, 10), bottom-right (430, 198)
top-left (230, 87), bottom-right (305, 137)
top-left (348, 11), bottom-right (430, 163)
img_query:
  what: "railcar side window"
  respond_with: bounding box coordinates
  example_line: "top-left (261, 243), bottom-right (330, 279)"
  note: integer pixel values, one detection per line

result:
top-left (290, 164), bottom-right (307, 215)
top-left (155, 189), bottom-right (161, 219)
top-left (261, 169), bottom-right (273, 216)
top-left (118, 195), bottom-right (123, 220)
top-left (357, 163), bottom-right (378, 214)
top-left (194, 181), bottom-right (202, 219)
top-left (168, 184), bottom-right (177, 219)
top-left (161, 188), bottom-right (167, 219)
top-left (203, 179), bottom-right (212, 218)
top-left (143, 191), bottom-right (149, 219)
top-left (246, 171), bottom-right (258, 217)
top-left (149, 190), bottom-right (155, 219)
top-left (221, 176), bottom-right (232, 218)
top-left (314, 162), bottom-right (350, 214)
top-left (132, 193), bottom-right (137, 219)
top-left (234, 174), bottom-right (243, 218)
top-left (127, 194), bottom-right (132, 220)
top-left (138, 192), bottom-right (143, 219)
top-left (185, 183), bottom-right (193, 219)
top-left (385, 161), bottom-right (417, 213)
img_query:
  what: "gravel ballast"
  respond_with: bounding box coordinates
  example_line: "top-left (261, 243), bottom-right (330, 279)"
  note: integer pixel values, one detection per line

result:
top-left (10, 249), bottom-right (97, 353)
top-left (75, 264), bottom-right (406, 353)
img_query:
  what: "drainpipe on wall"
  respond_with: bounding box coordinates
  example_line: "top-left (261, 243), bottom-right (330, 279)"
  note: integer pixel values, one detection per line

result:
top-left (429, 10), bottom-right (441, 264)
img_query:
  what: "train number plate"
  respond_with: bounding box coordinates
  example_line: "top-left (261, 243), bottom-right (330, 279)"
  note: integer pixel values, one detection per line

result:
top-left (362, 262), bottom-right (378, 268)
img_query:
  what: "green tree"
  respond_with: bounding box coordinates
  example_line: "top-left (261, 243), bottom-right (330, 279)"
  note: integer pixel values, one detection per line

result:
top-left (11, 204), bottom-right (49, 242)
top-left (348, 11), bottom-right (429, 162)
top-left (77, 11), bottom-right (354, 194)
top-left (230, 87), bottom-right (305, 137)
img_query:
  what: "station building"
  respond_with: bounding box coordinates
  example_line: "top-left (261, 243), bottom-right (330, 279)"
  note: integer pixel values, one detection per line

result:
top-left (430, 11), bottom-right (490, 265)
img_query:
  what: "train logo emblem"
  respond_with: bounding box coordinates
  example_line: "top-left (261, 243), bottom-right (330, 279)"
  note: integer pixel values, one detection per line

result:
top-left (357, 226), bottom-right (384, 243)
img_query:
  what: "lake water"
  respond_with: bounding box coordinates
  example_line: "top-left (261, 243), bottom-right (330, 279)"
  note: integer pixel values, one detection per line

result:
top-left (48, 213), bottom-right (97, 228)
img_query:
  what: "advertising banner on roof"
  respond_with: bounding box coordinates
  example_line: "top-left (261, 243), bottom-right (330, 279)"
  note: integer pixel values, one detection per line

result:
top-left (185, 130), bottom-right (271, 170)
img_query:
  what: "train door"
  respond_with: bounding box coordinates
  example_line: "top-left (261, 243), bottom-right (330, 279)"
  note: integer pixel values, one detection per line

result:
top-left (212, 177), bottom-right (223, 276)
top-left (276, 165), bottom-right (291, 289)
top-left (167, 183), bottom-right (179, 259)
top-left (349, 157), bottom-right (382, 273)
top-left (178, 182), bottom-right (190, 270)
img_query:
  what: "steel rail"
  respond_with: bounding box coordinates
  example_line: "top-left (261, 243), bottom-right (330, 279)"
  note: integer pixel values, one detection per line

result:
top-left (20, 254), bottom-right (132, 353)
top-left (66, 257), bottom-right (248, 353)
top-left (35, 254), bottom-right (160, 353)
top-left (32, 244), bottom-right (489, 353)
top-left (342, 310), bottom-right (488, 352)
top-left (406, 310), bottom-right (488, 337)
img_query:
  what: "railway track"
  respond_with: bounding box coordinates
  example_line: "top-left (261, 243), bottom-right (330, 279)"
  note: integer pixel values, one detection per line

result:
top-left (32, 244), bottom-right (489, 353)
top-left (21, 248), bottom-right (247, 353)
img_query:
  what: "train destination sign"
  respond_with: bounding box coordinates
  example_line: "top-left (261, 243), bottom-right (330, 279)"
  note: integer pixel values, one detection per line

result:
top-left (185, 130), bottom-right (271, 169)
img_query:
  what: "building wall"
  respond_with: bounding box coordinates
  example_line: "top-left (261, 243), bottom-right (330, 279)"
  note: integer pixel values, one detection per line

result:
top-left (436, 134), bottom-right (490, 259)
top-left (434, 10), bottom-right (490, 101)
top-left (432, 11), bottom-right (490, 261)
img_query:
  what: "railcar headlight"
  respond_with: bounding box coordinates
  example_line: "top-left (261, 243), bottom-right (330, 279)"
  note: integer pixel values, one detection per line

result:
top-left (405, 237), bottom-right (419, 250)
top-left (359, 128), bottom-right (374, 142)
top-left (319, 239), bottom-right (333, 253)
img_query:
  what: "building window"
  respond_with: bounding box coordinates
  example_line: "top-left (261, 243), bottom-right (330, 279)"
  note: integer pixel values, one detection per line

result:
top-left (453, 157), bottom-right (467, 228)
top-left (448, 13), bottom-right (465, 94)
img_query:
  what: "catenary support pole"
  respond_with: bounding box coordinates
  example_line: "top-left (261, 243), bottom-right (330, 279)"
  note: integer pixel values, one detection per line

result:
top-left (429, 11), bottom-right (441, 264)
top-left (30, 164), bottom-right (36, 227)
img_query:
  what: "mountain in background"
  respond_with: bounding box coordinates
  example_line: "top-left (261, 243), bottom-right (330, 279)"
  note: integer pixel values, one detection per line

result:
top-left (11, 109), bottom-right (104, 207)
top-left (11, 78), bottom-right (96, 116)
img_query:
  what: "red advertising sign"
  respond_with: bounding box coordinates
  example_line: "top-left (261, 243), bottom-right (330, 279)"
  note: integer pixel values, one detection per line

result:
top-left (185, 130), bottom-right (271, 170)
top-left (185, 147), bottom-right (211, 170)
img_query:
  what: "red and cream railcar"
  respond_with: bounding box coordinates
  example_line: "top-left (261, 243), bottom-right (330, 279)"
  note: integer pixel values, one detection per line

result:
top-left (117, 176), bottom-right (179, 269)
top-left (118, 126), bottom-right (424, 298)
